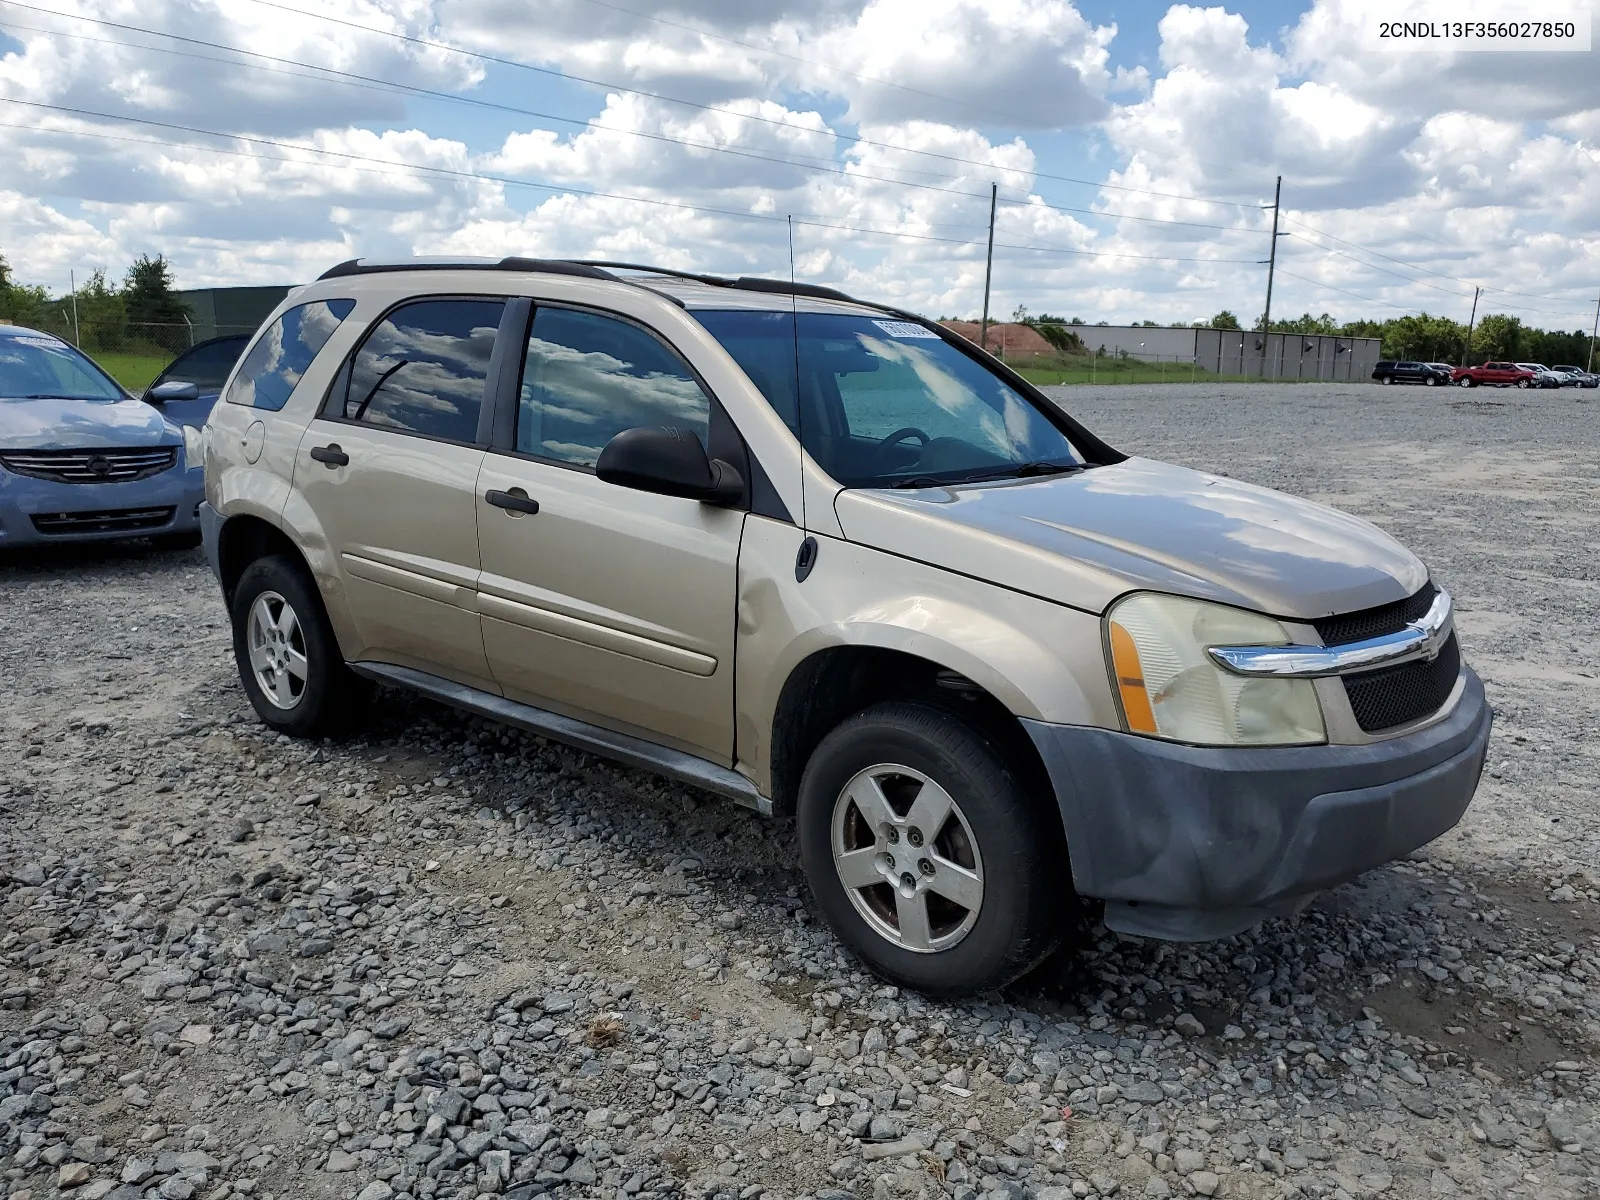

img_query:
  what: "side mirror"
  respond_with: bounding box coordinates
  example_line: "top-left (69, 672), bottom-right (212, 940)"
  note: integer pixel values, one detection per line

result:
top-left (148, 380), bottom-right (200, 403)
top-left (596, 427), bottom-right (744, 505)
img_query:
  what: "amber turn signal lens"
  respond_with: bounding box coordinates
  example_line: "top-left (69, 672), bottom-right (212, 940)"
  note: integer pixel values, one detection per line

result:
top-left (1108, 620), bottom-right (1158, 734)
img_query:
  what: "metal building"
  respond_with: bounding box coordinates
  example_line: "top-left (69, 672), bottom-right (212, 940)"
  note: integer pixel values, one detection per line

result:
top-left (175, 285), bottom-right (296, 342)
top-left (1072, 324), bottom-right (1382, 381)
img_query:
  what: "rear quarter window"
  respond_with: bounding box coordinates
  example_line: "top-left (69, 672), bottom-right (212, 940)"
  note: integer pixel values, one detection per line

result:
top-left (227, 298), bottom-right (356, 411)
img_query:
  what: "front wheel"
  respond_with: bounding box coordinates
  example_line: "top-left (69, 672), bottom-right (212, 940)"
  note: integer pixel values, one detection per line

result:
top-left (1517, 378), bottom-right (1530, 389)
top-left (1381, 375), bottom-right (1393, 384)
top-left (231, 555), bottom-right (370, 737)
top-left (1460, 376), bottom-right (1476, 387)
top-left (796, 702), bottom-right (1065, 996)
top-left (1424, 375), bottom-right (1437, 386)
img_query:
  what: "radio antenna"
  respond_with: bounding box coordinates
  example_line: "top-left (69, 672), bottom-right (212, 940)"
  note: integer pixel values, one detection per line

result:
top-left (788, 215), bottom-right (806, 532)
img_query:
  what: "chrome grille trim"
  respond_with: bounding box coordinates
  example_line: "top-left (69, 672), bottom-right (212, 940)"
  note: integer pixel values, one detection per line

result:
top-left (0, 446), bottom-right (178, 483)
top-left (1208, 589), bottom-right (1454, 679)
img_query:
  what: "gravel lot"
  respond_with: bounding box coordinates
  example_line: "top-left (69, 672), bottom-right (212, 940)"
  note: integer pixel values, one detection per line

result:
top-left (2, 381), bottom-right (1596, 1200)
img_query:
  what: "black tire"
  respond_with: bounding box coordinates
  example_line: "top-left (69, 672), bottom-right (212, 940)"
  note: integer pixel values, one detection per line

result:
top-left (1424, 375), bottom-right (1437, 386)
top-left (796, 701), bottom-right (1065, 996)
top-left (1380, 375), bottom-right (1393, 384)
top-left (230, 554), bottom-right (370, 737)
top-left (1517, 378), bottom-right (1530, 388)
top-left (1460, 376), bottom-right (1475, 387)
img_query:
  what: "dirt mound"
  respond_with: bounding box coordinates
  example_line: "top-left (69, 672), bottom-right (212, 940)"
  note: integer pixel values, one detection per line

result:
top-left (939, 320), bottom-right (1059, 357)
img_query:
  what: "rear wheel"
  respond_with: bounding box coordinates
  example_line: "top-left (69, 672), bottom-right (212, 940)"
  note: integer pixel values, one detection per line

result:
top-left (231, 555), bottom-right (369, 737)
top-left (797, 701), bottom-right (1065, 996)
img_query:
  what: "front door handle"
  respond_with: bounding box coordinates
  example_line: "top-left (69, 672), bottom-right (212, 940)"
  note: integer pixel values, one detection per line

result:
top-left (310, 444), bottom-right (349, 467)
top-left (485, 488), bottom-right (539, 515)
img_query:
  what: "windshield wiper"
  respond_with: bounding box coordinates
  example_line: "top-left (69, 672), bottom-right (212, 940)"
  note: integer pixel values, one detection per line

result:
top-left (889, 475), bottom-right (957, 489)
top-left (961, 460), bottom-right (1084, 483)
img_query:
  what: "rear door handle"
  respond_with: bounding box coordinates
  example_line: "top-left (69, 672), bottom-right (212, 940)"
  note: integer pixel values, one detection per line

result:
top-left (485, 488), bottom-right (539, 515)
top-left (310, 444), bottom-right (349, 467)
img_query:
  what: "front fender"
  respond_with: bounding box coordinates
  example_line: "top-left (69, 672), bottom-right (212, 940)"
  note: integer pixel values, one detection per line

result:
top-left (734, 518), bottom-right (1118, 797)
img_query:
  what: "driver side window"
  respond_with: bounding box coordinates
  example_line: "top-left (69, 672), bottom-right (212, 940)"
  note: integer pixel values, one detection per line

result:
top-left (516, 307), bottom-right (711, 469)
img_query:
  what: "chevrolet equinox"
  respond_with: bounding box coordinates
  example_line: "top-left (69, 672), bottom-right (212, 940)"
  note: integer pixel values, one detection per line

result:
top-left (200, 259), bottom-right (1492, 995)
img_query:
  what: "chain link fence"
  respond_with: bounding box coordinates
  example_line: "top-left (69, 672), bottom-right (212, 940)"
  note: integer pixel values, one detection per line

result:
top-left (44, 316), bottom-right (259, 360)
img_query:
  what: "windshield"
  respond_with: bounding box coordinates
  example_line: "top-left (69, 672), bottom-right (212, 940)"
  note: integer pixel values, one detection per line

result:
top-left (0, 333), bottom-right (124, 401)
top-left (695, 310), bottom-right (1084, 487)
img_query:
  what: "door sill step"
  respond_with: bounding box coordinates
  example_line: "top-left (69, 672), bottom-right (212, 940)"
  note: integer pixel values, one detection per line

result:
top-left (349, 660), bottom-right (770, 815)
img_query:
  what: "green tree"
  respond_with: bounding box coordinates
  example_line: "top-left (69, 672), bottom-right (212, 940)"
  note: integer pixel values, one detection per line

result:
top-left (1208, 310), bottom-right (1241, 330)
top-left (1378, 313), bottom-right (1467, 362)
top-left (123, 254), bottom-right (189, 329)
top-left (1338, 318), bottom-right (1385, 342)
top-left (50, 269), bottom-right (128, 351)
top-left (1270, 311), bottom-right (1340, 335)
top-left (1023, 310), bottom-right (1086, 355)
top-left (0, 253), bottom-right (51, 328)
top-left (1470, 314), bottom-right (1524, 363)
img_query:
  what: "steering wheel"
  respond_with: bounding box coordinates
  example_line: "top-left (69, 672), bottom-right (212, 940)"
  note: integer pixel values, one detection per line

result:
top-left (879, 426), bottom-right (931, 450)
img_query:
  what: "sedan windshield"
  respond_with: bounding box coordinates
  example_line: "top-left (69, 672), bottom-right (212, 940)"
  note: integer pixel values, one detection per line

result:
top-left (694, 310), bottom-right (1084, 488)
top-left (0, 333), bottom-right (124, 401)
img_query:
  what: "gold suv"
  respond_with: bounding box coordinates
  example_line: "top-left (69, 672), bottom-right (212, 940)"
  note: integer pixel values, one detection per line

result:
top-left (201, 259), bottom-right (1491, 995)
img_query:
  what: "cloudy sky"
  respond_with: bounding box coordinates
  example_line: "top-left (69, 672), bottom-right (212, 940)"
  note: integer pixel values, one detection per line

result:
top-left (1, 0), bottom-right (1597, 329)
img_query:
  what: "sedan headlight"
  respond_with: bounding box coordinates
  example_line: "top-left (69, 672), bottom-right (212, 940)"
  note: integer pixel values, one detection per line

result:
top-left (1105, 592), bottom-right (1325, 746)
top-left (182, 422), bottom-right (207, 469)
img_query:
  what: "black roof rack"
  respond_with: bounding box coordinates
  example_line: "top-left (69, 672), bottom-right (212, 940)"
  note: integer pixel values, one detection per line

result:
top-left (568, 261), bottom-right (735, 287)
top-left (316, 257), bottom-right (622, 282)
top-left (732, 277), bottom-right (862, 305)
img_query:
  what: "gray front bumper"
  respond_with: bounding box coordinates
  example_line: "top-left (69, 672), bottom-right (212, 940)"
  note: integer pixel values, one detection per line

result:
top-left (1022, 668), bottom-right (1492, 940)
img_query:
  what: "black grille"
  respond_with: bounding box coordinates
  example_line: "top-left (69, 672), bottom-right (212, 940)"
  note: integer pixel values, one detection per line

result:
top-left (1342, 631), bottom-right (1461, 732)
top-left (0, 446), bottom-right (178, 483)
top-left (1312, 580), bottom-right (1438, 647)
top-left (30, 507), bottom-right (175, 536)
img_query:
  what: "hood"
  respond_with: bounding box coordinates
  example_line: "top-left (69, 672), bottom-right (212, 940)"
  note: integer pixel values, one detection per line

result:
top-left (0, 396), bottom-right (180, 450)
top-left (833, 456), bottom-right (1427, 619)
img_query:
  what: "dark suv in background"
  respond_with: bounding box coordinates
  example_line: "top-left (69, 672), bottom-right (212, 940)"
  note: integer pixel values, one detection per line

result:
top-left (1372, 361), bottom-right (1453, 386)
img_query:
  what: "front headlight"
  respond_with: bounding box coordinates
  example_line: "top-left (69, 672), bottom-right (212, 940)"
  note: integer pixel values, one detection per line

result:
top-left (1105, 592), bottom-right (1326, 746)
top-left (182, 422), bottom-right (207, 470)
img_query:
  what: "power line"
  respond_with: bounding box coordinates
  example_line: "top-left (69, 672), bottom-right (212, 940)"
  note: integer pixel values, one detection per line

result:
top-left (1281, 212), bottom-right (1595, 305)
top-left (0, 4), bottom-right (1276, 237)
top-left (573, 0), bottom-right (1039, 128)
top-left (1270, 268), bottom-right (1427, 315)
top-left (0, 103), bottom-right (1271, 266)
top-left (567, 0), bottom-right (1278, 187)
top-left (224, 0), bottom-right (1265, 209)
top-left (1281, 234), bottom-right (1473, 301)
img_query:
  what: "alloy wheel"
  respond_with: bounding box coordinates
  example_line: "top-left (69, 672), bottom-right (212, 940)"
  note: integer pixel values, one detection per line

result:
top-left (247, 590), bottom-right (309, 710)
top-left (829, 763), bottom-right (984, 953)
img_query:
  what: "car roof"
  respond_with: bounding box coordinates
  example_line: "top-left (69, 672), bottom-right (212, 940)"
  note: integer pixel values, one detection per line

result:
top-left (314, 257), bottom-right (892, 318)
top-left (0, 323), bottom-right (62, 340)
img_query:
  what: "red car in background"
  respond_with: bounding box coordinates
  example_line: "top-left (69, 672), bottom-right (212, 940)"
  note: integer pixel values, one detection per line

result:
top-left (1452, 362), bottom-right (1536, 388)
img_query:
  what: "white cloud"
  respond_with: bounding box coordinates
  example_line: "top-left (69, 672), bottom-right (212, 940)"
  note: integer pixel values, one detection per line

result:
top-left (1, 0), bottom-right (1595, 329)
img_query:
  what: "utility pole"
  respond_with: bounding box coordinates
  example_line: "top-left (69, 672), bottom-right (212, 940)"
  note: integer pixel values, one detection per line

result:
top-left (979, 182), bottom-right (997, 355)
top-left (1462, 286), bottom-right (1481, 367)
top-left (1589, 292), bottom-right (1599, 373)
top-left (1260, 174), bottom-right (1282, 378)
top-left (69, 269), bottom-right (80, 346)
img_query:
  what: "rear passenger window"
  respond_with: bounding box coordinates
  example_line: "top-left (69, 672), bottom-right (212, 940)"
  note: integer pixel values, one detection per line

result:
top-left (517, 307), bottom-right (710, 468)
top-left (226, 299), bottom-right (355, 411)
top-left (334, 299), bottom-right (505, 443)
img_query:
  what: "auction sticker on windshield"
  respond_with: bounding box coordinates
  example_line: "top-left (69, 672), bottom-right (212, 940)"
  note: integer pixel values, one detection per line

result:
top-left (871, 320), bottom-right (941, 339)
